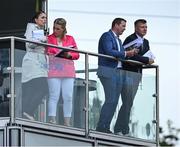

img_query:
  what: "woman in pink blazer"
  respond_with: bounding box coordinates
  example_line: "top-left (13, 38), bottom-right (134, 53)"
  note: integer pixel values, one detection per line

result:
top-left (47, 18), bottom-right (79, 126)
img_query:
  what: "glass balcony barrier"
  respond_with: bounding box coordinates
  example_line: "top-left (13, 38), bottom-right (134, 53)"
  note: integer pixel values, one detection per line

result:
top-left (13, 41), bottom-right (86, 130)
top-left (0, 45), bottom-right (10, 119)
top-left (89, 67), bottom-right (156, 141)
top-left (87, 54), bottom-right (158, 142)
top-left (0, 36), bottom-right (158, 143)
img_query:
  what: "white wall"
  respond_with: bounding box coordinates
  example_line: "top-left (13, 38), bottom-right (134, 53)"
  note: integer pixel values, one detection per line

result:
top-left (48, 0), bottom-right (180, 132)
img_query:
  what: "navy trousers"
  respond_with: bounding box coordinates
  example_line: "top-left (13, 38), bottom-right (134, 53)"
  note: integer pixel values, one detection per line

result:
top-left (96, 69), bottom-right (124, 131)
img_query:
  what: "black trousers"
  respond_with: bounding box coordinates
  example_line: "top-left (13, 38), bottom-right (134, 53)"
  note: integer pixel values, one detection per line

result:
top-left (114, 71), bottom-right (142, 134)
top-left (22, 77), bottom-right (48, 116)
top-left (0, 101), bottom-right (9, 117)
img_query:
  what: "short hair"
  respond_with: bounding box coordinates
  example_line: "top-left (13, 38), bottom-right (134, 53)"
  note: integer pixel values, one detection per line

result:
top-left (134, 19), bottom-right (147, 26)
top-left (111, 18), bottom-right (126, 29)
top-left (54, 18), bottom-right (67, 36)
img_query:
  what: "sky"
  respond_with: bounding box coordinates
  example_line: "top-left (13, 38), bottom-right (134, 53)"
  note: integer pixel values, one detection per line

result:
top-left (47, 0), bottom-right (180, 138)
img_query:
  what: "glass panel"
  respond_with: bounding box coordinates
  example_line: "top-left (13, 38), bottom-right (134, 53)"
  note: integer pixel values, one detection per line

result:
top-left (72, 53), bottom-right (85, 129)
top-left (112, 68), bottom-right (156, 141)
top-left (88, 56), bottom-right (156, 141)
top-left (88, 55), bottom-right (99, 130)
top-left (14, 41), bottom-right (86, 129)
top-left (0, 129), bottom-right (4, 146)
top-left (0, 46), bottom-right (10, 118)
top-left (129, 68), bottom-right (156, 140)
top-left (14, 49), bottom-right (26, 118)
top-left (89, 65), bottom-right (127, 135)
top-left (49, 52), bottom-right (85, 129)
top-left (15, 47), bottom-right (48, 122)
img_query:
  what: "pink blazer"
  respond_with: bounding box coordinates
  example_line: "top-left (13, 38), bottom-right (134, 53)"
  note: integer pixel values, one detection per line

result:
top-left (47, 33), bottom-right (79, 78)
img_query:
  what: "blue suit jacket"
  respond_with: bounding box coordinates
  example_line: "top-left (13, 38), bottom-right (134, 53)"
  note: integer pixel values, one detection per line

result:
top-left (97, 30), bottom-right (125, 77)
top-left (98, 30), bottom-right (125, 68)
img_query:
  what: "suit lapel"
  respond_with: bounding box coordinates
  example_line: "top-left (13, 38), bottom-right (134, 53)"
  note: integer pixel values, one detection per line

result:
top-left (109, 30), bottom-right (119, 50)
top-left (109, 30), bottom-right (124, 51)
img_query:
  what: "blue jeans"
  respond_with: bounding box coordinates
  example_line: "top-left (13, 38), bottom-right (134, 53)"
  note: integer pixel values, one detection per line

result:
top-left (96, 69), bottom-right (125, 131)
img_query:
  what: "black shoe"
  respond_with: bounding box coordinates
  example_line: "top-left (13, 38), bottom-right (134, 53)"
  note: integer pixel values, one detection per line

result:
top-left (104, 129), bottom-right (112, 134)
top-left (115, 131), bottom-right (131, 137)
top-left (115, 129), bottom-right (130, 136)
top-left (96, 127), bottom-right (112, 134)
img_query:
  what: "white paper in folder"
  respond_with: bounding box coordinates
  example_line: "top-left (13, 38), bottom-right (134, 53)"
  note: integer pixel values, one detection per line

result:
top-left (143, 50), bottom-right (156, 60)
top-left (32, 30), bottom-right (44, 40)
top-left (123, 38), bottom-right (143, 49)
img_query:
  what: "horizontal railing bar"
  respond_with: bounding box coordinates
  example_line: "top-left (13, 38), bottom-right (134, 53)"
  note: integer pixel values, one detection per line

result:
top-left (0, 36), bottom-right (158, 68)
top-left (10, 36), bottom-right (116, 60)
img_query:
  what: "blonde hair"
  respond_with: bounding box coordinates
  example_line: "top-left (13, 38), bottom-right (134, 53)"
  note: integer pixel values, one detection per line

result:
top-left (54, 18), bottom-right (67, 37)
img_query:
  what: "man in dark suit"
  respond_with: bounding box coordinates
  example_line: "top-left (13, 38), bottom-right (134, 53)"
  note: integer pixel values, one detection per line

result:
top-left (96, 18), bottom-right (138, 133)
top-left (114, 19), bottom-right (154, 135)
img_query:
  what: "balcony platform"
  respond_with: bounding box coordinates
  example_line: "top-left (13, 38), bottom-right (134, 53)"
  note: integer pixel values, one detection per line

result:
top-left (0, 118), bottom-right (156, 146)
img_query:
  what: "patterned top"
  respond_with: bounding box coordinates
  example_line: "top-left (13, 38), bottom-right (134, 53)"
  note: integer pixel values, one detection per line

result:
top-left (47, 33), bottom-right (79, 78)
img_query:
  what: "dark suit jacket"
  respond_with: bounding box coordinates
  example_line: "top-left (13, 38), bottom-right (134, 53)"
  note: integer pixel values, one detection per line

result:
top-left (97, 30), bottom-right (126, 77)
top-left (122, 33), bottom-right (150, 72)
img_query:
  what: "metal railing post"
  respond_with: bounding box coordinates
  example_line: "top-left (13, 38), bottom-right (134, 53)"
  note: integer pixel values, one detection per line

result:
top-left (85, 53), bottom-right (89, 137)
top-left (10, 37), bottom-right (15, 124)
top-left (156, 66), bottom-right (159, 146)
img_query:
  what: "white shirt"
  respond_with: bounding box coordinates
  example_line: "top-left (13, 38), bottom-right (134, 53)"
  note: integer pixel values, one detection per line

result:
top-left (112, 31), bottom-right (122, 68)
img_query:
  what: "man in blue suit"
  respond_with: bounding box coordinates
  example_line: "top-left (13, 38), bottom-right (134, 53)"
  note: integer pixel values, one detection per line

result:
top-left (96, 18), bottom-right (138, 133)
top-left (114, 19), bottom-right (154, 136)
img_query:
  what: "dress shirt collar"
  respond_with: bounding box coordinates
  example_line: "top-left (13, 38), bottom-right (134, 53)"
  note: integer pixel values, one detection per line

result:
top-left (136, 33), bottom-right (144, 41)
top-left (112, 30), bottom-right (119, 38)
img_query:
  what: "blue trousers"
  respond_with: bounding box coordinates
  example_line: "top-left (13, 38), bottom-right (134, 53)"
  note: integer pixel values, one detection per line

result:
top-left (97, 69), bottom-right (124, 131)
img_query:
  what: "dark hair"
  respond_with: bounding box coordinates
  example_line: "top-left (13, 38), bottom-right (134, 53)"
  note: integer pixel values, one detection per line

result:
top-left (54, 18), bottom-right (67, 37)
top-left (111, 18), bottom-right (126, 29)
top-left (32, 10), bottom-right (46, 23)
top-left (134, 19), bottom-right (147, 26)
